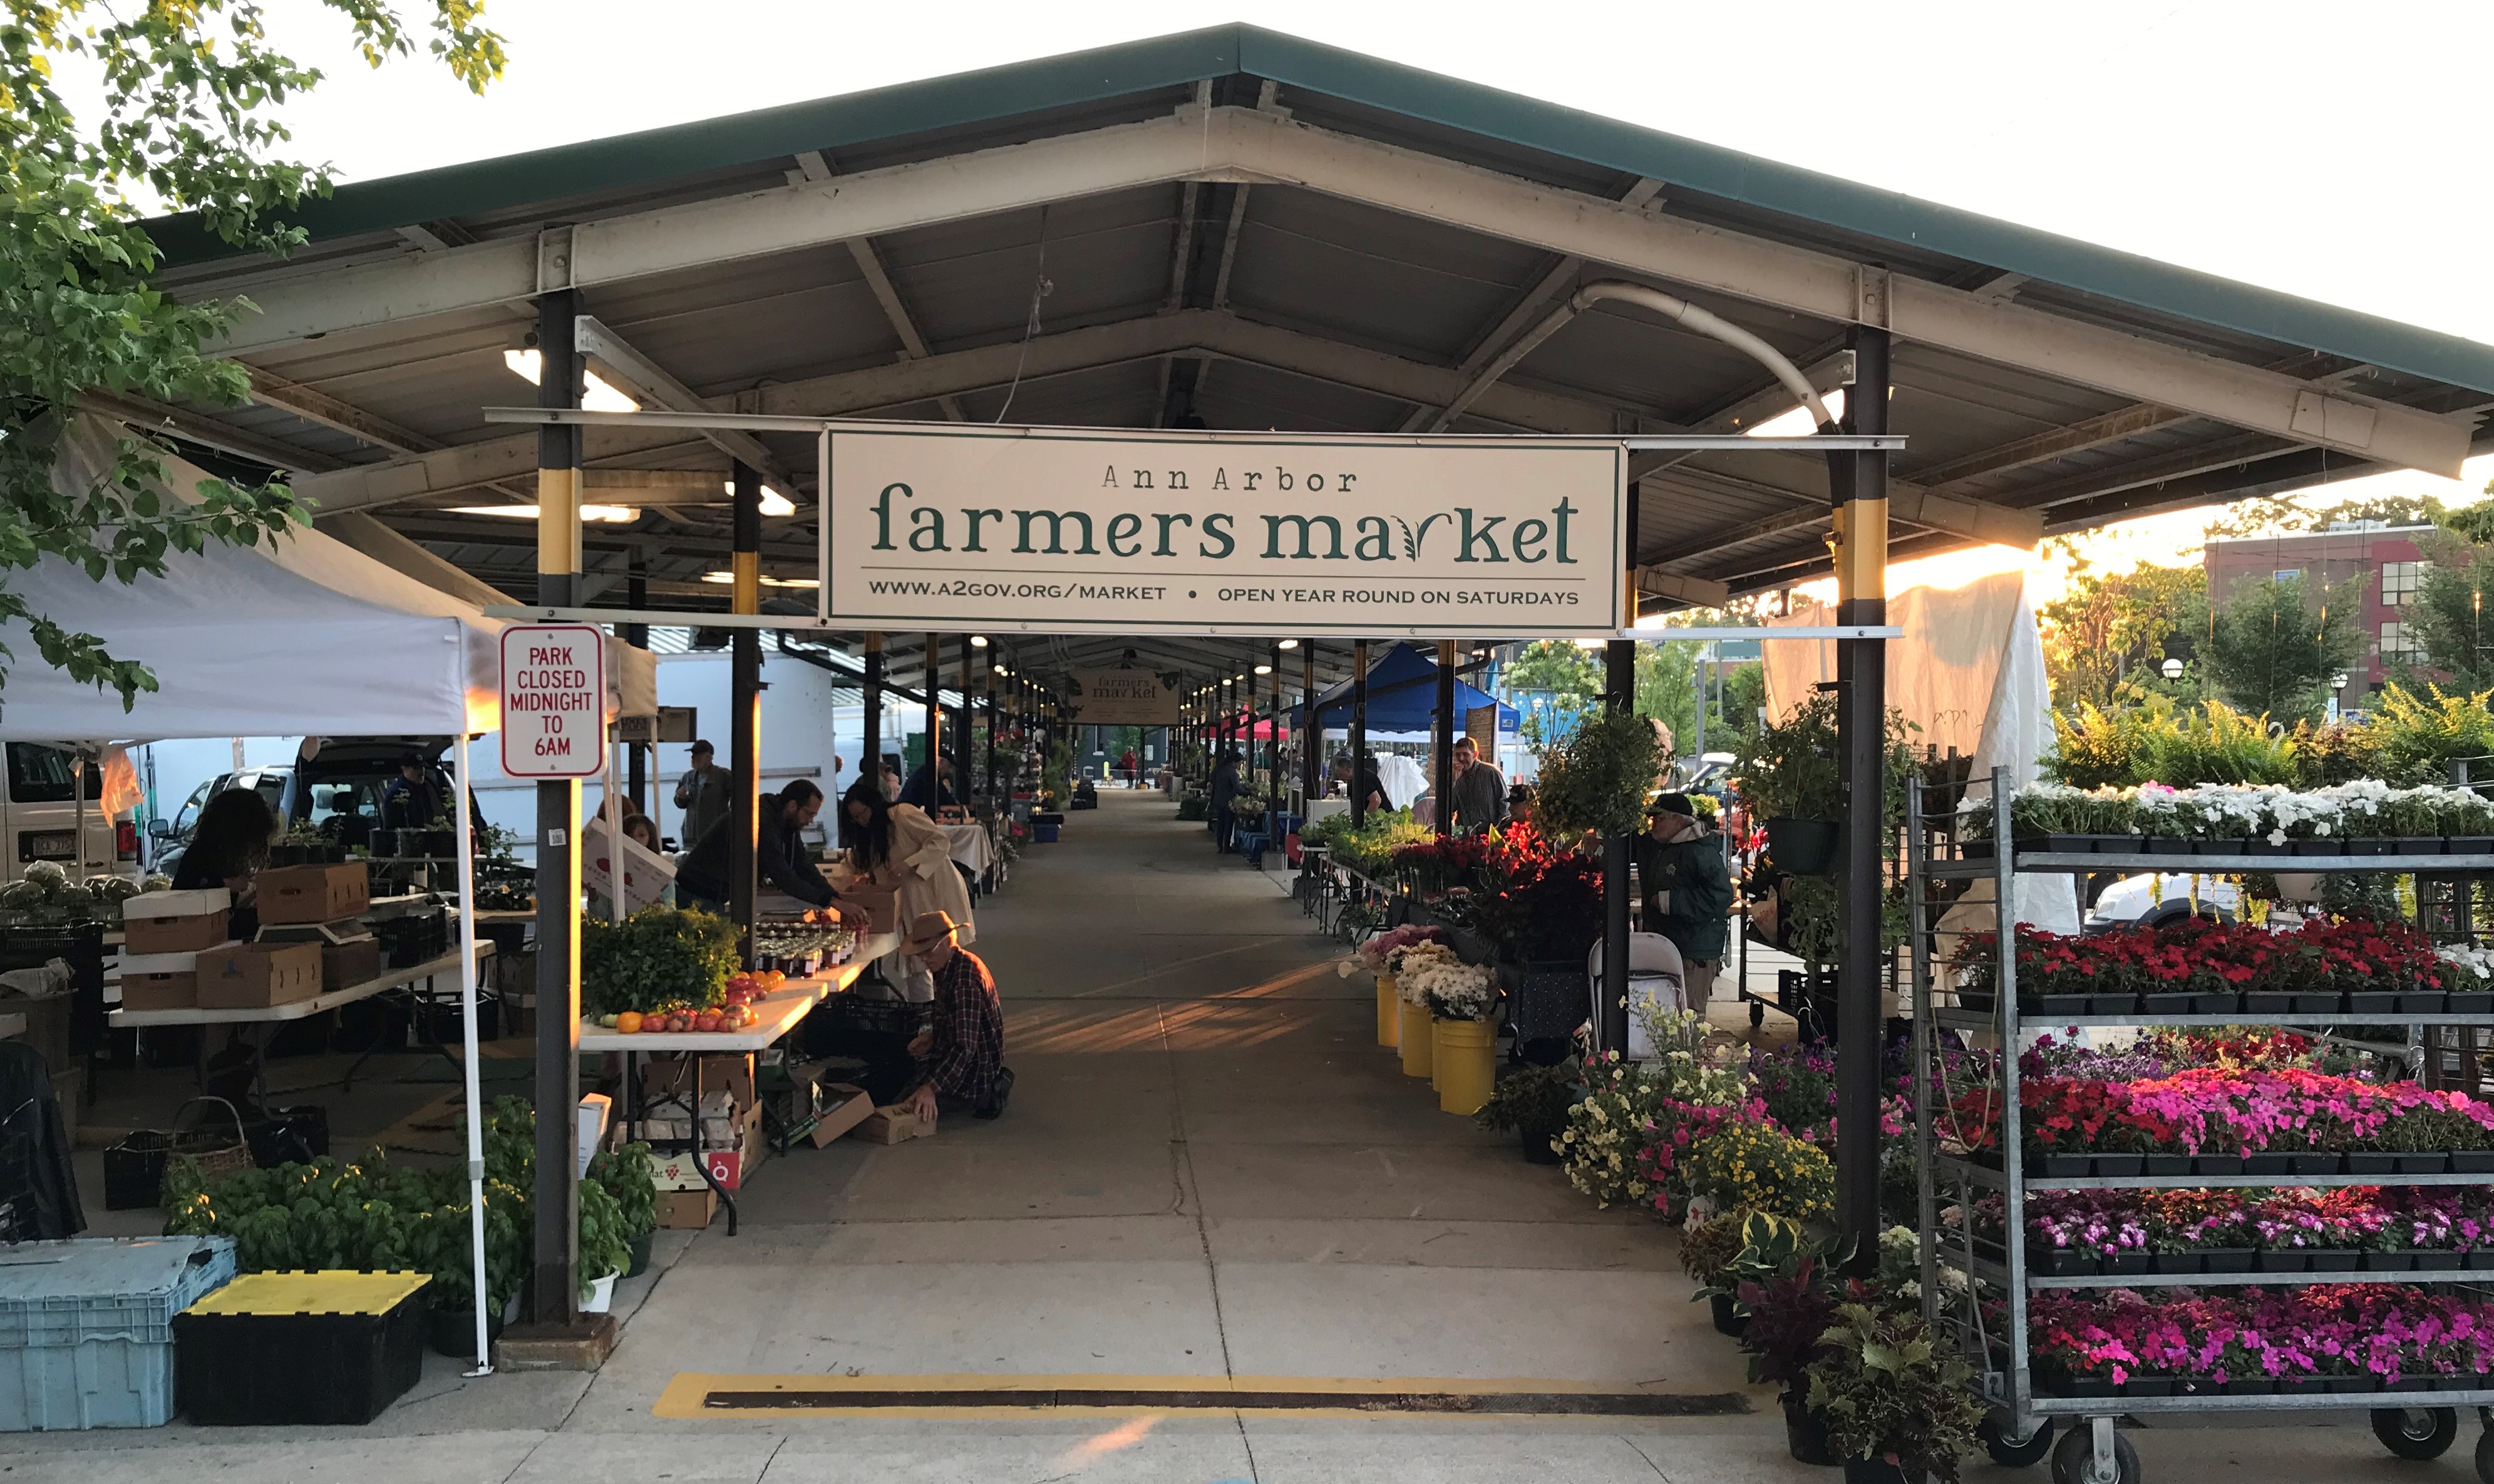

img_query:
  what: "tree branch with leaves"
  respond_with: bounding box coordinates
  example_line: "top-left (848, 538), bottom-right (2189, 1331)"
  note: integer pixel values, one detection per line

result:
top-left (0, 0), bottom-right (503, 711)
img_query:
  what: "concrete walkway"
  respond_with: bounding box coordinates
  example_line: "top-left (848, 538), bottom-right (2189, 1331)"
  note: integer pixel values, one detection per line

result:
top-left (9, 791), bottom-right (2445, 1481)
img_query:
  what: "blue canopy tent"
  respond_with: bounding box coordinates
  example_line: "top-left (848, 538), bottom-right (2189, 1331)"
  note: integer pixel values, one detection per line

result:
top-left (1292, 643), bottom-right (1518, 740)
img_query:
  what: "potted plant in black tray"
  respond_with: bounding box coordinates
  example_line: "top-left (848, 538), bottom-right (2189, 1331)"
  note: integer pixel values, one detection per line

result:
top-left (2290, 991), bottom-right (2344, 1015)
top-left (1805, 1303), bottom-right (1986, 1484)
top-left (2244, 989), bottom-right (2296, 1016)
top-left (2306, 1248), bottom-right (2359, 1272)
top-left (2141, 991), bottom-right (2197, 1017)
top-left (2257, 1248), bottom-right (2311, 1272)
top-left (2243, 1150), bottom-right (2294, 1175)
top-left (2346, 988), bottom-right (2403, 1018)
top-left (2029, 991), bottom-right (2092, 1020)
top-left (1474, 1064), bottom-right (1577, 1166)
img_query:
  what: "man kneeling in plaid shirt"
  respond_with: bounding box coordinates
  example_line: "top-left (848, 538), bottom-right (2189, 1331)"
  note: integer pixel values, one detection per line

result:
top-left (898, 910), bottom-right (1012, 1125)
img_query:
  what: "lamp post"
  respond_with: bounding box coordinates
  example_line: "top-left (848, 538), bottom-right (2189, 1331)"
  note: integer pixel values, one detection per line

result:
top-left (2331, 671), bottom-right (2349, 722)
top-left (2160, 656), bottom-right (2184, 683)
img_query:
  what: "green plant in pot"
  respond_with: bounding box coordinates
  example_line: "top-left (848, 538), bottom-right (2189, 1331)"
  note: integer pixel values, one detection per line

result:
top-left (587, 1142), bottom-right (659, 1277)
top-left (1736, 694), bottom-right (1919, 875)
top-left (581, 906), bottom-right (739, 1018)
top-left (1804, 1302), bottom-right (1987, 1484)
top-left (1473, 1063), bottom-right (1578, 1163)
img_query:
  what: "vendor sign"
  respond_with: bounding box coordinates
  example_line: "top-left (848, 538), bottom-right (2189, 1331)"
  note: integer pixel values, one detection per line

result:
top-left (822, 423), bottom-right (1624, 639)
top-left (1061, 668), bottom-right (1181, 725)
top-left (499, 623), bottom-right (604, 778)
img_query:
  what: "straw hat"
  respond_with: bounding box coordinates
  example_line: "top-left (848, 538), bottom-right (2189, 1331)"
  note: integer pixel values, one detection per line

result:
top-left (902, 910), bottom-right (962, 955)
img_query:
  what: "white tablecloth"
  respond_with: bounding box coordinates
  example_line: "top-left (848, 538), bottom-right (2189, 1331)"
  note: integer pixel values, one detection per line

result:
top-left (943, 822), bottom-right (995, 877)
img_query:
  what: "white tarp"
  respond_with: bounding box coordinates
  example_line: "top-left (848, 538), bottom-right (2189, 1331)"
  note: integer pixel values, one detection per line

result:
top-left (1764, 571), bottom-right (2079, 936)
top-left (0, 419), bottom-right (505, 741)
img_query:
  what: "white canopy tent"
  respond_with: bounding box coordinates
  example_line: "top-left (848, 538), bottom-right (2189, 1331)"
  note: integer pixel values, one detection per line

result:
top-left (0, 418), bottom-right (505, 1369)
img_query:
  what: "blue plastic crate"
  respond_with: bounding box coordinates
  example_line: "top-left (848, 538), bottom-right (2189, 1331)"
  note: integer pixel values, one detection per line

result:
top-left (0, 1236), bottom-right (237, 1430)
top-left (1033, 822), bottom-right (1060, 843)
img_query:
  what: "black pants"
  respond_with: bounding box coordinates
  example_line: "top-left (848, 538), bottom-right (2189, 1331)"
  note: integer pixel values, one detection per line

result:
top-left (1214, 805), bottom-right (1235, 853)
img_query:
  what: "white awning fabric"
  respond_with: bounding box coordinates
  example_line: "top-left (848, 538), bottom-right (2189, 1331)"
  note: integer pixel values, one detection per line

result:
top-left (0, 418), bottom-right (504, 741)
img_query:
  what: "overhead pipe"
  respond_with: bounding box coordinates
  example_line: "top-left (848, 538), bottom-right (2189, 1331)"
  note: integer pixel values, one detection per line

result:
top-left (1427, 280), bottom-right (1838, 435)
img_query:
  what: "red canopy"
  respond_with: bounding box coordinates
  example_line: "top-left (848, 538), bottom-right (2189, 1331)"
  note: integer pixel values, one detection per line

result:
top-left (1215, 712), bottom-right (1289, 740)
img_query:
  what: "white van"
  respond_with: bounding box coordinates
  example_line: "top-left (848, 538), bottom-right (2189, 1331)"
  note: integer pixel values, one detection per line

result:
top-left (2, 743), bottom-right (136, 884)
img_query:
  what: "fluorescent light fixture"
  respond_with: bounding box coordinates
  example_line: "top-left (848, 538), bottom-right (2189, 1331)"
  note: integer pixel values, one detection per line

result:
top-left (1277, 638), bottom-right (1300, 649)
top-left (448, 503), bottom-right (639, 523)
top-left (1743, 388), bottom-right (1845, 439)
top-left (699, 570), bottom-right (819, 589)
top-left (970, 636), bottom-right (989, 647)
top-left (1254, 664), bottom-right (1273, 675)
top-left (504, 348), bottom-right (640, 413)
top-left (718, 478), bottom-right (796, 516)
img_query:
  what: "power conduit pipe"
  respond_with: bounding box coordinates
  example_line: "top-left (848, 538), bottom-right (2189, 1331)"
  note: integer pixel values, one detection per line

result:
top-left (1426, 280), bottom-right (1838, 435)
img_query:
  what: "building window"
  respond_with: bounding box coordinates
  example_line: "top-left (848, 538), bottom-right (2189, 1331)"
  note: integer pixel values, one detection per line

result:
top-left (2383, 560), bottom-right (2422, 607)
top-left (2274, 568), bottom-right (2303, 584)
top-left (2382, 621), bottom-right (2425, 664)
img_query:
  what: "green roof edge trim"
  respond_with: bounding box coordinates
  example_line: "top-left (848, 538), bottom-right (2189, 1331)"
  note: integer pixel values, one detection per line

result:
top-left (154, 22), bottom-right (2494, 399)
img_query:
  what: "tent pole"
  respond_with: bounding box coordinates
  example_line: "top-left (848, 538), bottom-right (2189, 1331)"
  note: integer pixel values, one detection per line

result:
top-left (863, 634), bottom-right (883, 801)
top-left (926, 632), bottom-right (942, 802)
top-left (528, 287), bottom-right (582, 1331)
top-left (602, 703), bottom-right (625, 925)
top-left (1269, 646), bottom-right (1283, 814)
top-left (451, 659), bottom-right (492, 1376)
top-left (624, 556), bottom-right (648, 815)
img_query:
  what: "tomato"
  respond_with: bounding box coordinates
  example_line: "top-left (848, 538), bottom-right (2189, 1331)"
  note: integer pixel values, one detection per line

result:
top-left (615, 1011), bottom-right (642, 1034)
top-left (694, 1010), bottom-right (722, 1033)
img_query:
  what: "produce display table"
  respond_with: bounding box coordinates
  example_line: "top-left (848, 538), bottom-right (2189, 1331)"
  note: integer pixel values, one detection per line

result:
top-left (109, 944), bottom-right (495, 1098)
top-left (582, 932), bottom-right (898, 1235)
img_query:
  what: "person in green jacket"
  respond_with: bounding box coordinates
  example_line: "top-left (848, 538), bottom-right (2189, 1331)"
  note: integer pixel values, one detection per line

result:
top-left (1637, 793), bottom-right (1733, 1018)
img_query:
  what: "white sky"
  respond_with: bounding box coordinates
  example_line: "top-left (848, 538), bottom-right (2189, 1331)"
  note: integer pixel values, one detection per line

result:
top-left (190, 2), bottom-right (2494, 587)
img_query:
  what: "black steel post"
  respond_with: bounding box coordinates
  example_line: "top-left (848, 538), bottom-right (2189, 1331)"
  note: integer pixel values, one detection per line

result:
top-left (625, 554), bottom-right (648, 814)
top-left (1350, 642), bottom-right (1369, 828)
top-left (1433, 640), bottom-right (1456, 837)
top-left (1269, 649), bottom-right (1284, 810)
top-left (925, 633), bottom-right (942, 801)
top-left (728, 461), bottom-right (762, 941)
top-left (528, 288), bottom-right (582, 1329)
top-left (862, 634), bottom-right (884, 801)
top-left (985, 659), bottom-right (999, 802)
top-left (1833, 326), bottom-right (1892, 1266)
top-left (1600, 485), bottom-right (1642, 1056)
top-left (1301, 641), bottom-right (1319, 808)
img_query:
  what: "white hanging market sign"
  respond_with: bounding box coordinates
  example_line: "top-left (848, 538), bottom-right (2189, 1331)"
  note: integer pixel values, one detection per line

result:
top-left (823, 424), bottom-right (1625, 639)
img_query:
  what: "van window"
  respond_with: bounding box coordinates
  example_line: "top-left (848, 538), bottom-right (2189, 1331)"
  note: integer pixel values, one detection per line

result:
top-left (6, 744), bottom-right (103, 803)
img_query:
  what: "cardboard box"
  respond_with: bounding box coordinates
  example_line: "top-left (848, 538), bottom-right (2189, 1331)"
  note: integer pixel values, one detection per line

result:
top-left (255, 862), bottom-right (371, 925)
top-left (650, 1101), bottom-right (765, 1190)
top-left (810, 1083), bottom-right (875, 1148)
top-left (319, 934), bottom-right (381, 990)
top-left (837, 882), bottom-right (899, 934)
top-left (654, 1188), bottom-right (716, 1230)
top-left (852, 1105), bottom-right (932, 1145)
top-left (121, 894), bottom-right (232, 954)
top-left (198, 941), bottom-right (323, 1009)
top-left (120, 971), bottom-right (197, 1012)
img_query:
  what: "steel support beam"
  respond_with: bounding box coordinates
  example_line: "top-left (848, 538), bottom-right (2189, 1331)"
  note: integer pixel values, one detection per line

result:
top-left (202, 107), bottom-right (2471, 476)
top-left (1832, 326), bottom-right (1889, 1274)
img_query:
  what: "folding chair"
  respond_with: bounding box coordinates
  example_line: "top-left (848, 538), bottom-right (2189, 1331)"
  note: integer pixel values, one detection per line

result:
top-left (1585, 932), bottom-right (1686, 1061)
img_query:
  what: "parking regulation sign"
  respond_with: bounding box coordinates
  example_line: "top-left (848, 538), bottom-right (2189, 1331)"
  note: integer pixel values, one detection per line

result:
top-left (500, 623), bottom-right (605, 778)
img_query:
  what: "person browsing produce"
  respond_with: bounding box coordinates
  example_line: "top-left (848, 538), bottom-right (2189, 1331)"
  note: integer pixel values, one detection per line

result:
top-left (676, 779), bottom-right (858, 922)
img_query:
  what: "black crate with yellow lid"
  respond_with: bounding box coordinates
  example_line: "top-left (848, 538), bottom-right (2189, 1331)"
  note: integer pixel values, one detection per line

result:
top-left (173, 1270), bottom-right (429, 1425)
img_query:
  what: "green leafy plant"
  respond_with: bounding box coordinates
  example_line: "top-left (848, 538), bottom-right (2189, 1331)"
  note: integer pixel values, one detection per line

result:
top-left (1804, 1303), bottom-right (1987, 1484)
top-left (1473, 1063), bottom-right (1579, 1140)
top-left (587, 1141), bottom-right (659, 1240)
top-left (2372, 683), bottom-right (2494, 786)
top-left (1677, 1209), bottom-right (1748, 1284)
top-left (1681, 1122), bottom-right (1835, 1225)
top-left (1533, 706), bottom-right (1664, 841)
top-left (575, 1175), bottom-right (632, 1293)
top-left (581, 906), bottom-right (739, 1016)
top-left (1735, 693), bottom-right (1920, 839)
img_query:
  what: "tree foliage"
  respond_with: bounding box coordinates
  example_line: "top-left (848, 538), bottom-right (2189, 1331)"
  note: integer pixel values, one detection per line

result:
top-left (2204, 570), bottom-right (2364, 724)
top-left (2038, 545), bottom-right (2207, 711)
top-left (0, 1), bottom-right (503, 709)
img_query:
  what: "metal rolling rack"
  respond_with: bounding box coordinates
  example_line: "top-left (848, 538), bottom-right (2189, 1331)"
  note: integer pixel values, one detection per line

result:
top-left (1909, 765), bottom-right (2494, 1484)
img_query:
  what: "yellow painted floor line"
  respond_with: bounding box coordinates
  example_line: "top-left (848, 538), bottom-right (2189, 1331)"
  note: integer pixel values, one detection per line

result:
top-left (654, 1373), bottom-right (1751, 1421)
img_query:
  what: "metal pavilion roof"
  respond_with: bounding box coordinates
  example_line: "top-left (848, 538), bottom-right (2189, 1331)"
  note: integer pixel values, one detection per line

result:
top-left (120, 24), bottom-right (2494, 696)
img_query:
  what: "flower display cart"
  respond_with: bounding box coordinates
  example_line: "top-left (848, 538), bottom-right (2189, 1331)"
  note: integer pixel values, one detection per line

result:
top-left (1909, 766), bottom-right (2494, 1484)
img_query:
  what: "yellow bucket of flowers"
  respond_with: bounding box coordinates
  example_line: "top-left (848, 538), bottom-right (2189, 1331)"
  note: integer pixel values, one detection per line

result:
top-left (1434, 1017), bottom-right (1495, 1115)
top-left (1399, 998), bottom-right (1434, 1079)
top-left (1376, 974), bottom-right (1399, 1048)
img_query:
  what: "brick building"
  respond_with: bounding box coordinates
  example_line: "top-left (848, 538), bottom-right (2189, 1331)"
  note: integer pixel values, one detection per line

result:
top-left (2203, 525), bottom-right (2434, 695)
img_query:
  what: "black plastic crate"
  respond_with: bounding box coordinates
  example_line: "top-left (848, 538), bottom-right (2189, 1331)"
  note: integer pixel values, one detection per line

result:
top-left (174, 1274), bottom-right (428, 1425)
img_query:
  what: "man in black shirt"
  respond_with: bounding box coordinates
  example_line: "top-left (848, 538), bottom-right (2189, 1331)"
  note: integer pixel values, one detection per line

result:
top-left (678, 779), bottom-right (858, 922)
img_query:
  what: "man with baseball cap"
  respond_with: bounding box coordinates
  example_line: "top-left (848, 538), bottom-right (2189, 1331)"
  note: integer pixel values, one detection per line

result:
top-left (1636, 793), bottom-right (1733, 1019)
top-left (894, 910), bottom-right (1011, 1125)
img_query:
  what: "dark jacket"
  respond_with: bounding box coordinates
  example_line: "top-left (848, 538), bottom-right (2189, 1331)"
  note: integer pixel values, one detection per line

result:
top-left (0, 1041), bottom-right (83, 1239)
top-left (1207, 760), bottom-right (1241, 812)
top-left (678, 802), bottom-right (834, 908)
top-left (899, 763), bottom-right (957, 811)
top-left (1636, 827), bottom-right (1733, 963)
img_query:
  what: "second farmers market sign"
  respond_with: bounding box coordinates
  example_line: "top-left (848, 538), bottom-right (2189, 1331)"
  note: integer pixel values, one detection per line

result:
top-left (823, 423), bottom-right (1625, 639)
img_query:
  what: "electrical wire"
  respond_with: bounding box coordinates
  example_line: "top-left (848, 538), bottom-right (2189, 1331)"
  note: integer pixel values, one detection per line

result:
top-left (992, 205), bottom-right (1054, 425)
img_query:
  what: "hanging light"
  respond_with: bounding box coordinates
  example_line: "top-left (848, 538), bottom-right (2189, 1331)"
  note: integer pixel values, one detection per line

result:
top-left (1277, 639), bottom-right (1300, 650)
top-left (1254, 664), bottom-right (1273, 676)
top-left (450, 503), bottom-right (639, 523)
top-left (971, 636), bottom-right (990, 647)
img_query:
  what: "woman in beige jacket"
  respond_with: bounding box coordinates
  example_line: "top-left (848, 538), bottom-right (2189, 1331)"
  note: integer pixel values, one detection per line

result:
top-left (839, 780), bottom-right (975, 1001)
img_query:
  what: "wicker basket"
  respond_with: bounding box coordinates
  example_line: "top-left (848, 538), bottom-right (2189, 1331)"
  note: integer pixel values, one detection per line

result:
top-left (103, 1096), bottom-right (253, 1210)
